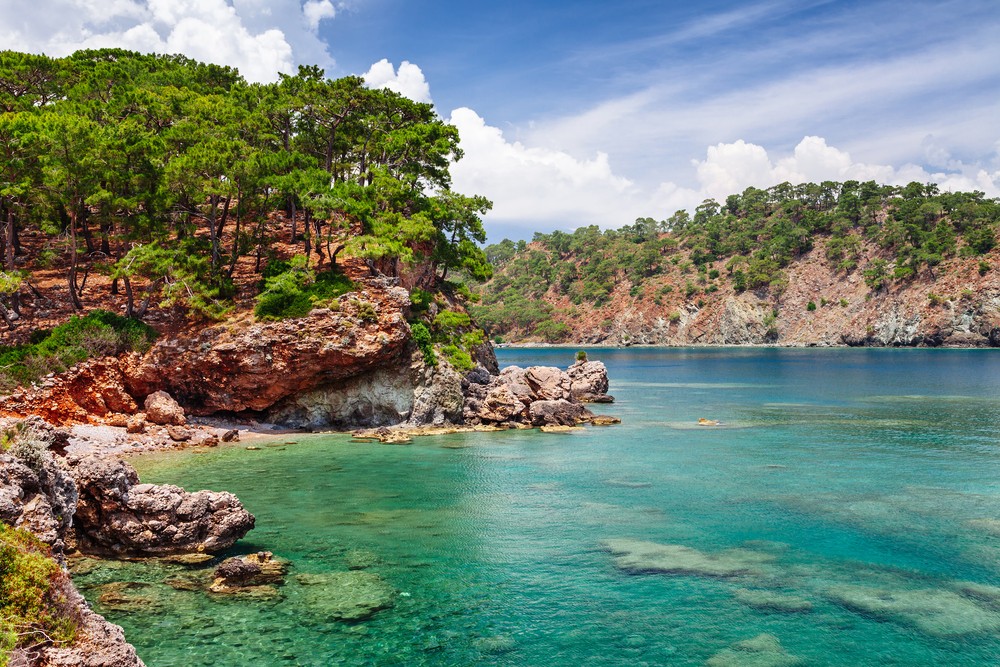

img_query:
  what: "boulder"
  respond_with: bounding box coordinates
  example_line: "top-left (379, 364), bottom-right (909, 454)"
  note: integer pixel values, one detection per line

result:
top-left (524, 366), bottom-right (572, 401)
top-left (125, 415), bottom-right (146, 434)
top-left (209, 552), bottom-right (288, 596)
top-left (477, 384), bottom-right (525, 423)
top-left (528, 399), bottom-right (589, 427)
top-left (567, 360), bottom-right (611, 400)
top-left (70, 456), bottom-right (255, 557)
top-left (143, 391), bottom-right (186, 426)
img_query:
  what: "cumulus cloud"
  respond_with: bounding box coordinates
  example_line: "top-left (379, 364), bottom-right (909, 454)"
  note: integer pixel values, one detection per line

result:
top-left (446, 109), bottom-right (1000, 239)
top-left (448, 107), bottom-right (641, 229)
top-left (0, 0), bottom-right (336, 82)
top-left (302, 0), bottom-right (336, 31)
top-left (363, 59), bottom-right (433, 104)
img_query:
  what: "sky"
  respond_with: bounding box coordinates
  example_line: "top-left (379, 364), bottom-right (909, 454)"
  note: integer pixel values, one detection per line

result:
top-left (3, 0), bottom-right (1000, 241)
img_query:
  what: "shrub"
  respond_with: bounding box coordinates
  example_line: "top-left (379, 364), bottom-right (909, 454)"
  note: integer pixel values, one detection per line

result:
top-left (576, 350), bottom-right (588, 362)
top-left (0, 524), bottom-right (78, 659)
top-left (839, 298), bottom-right (849, 307)
top-left (927, 293), bottom-right (943, 306)
top-left (0, 311), bottom-right (156, 391)
top-left (668, 311), bottom-right (681, 323)
top-left (353, 300), bottom-right (378, 323)
top-left (441, 344), bottom-right (473, 372)
top-left (410, 322), bottom-right (436, 366)
top-left (255, 256), bottom-right (354, 321)
top-left (807, 301), bottom-right (817, 311)
top-left (979, 261), bottom-right (991, 276)
top-left (409, 288), bottom-right (433, 312)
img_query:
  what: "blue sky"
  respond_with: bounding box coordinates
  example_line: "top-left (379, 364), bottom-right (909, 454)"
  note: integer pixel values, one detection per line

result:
top-left (4, 0), bottom-right (1000, 240)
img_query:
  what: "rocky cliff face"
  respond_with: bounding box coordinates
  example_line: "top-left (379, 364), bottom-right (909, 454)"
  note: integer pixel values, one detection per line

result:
top-left (486, 238), bottom-right (1000, 348)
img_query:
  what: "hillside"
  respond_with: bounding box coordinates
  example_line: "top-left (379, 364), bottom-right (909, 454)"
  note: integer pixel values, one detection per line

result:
top-left (473, 181), bottom-right (1000, 347)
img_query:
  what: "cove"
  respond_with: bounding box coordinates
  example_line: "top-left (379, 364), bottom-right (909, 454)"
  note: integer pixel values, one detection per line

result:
top-left (74, 347), bottom-right (1000, 666)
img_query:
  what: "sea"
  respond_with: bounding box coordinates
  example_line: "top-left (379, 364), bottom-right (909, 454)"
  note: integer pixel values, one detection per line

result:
top-left (74, 347), bottom-right (1000, 666)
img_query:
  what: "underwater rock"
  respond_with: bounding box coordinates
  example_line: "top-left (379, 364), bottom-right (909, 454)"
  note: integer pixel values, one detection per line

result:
top-left (209, 551), bottom-right (288, 595)
top-left (296, 570), bottom-right (397, 622)
top-left (95, 581), bottom-right (162, 613)
top-left (705, 633), bottom-right (804, 667)
top-left (826, 584), bottom-right (1000, 637)
top-left (732, 588), bottom-right (813, 613)
top-left (601, 539), bottom-right (774, 577)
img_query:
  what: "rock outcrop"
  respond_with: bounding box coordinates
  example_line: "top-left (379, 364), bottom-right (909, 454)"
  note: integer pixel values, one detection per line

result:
top-left (463, 361), bottom-right (614, 427)
top-left (123, 282), bottom-right (412, 415)
top-left (70, 456), bottom-right (255, 557)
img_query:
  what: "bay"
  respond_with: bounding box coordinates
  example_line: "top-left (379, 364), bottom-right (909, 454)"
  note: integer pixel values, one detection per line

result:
top-left (75, 347), bottom-right (1000, 665)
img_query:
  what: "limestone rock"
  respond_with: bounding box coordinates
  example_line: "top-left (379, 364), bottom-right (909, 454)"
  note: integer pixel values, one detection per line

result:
top-left (529, 399), bottom-right (589, 427)
top-left (0, 452), bottom-right (78, 557)
top-left (70, 456), bottom-right (255, 557)
top-left (37, 578), bottom-right (146, 667)
top-left (123, 284), bottom-right (412, 415)
top-left (143, 391), bottom-right (186, 426)
top-left (166, 425), bottom-right (192, 442)
top-left (567, 359), bottom-right (611, 400)
top-left (524, 366), bottom-right (572, 401)
top-left (477, 384), bottom-right (525, 423)
top-left (209, 551), bottom-right (288, 596)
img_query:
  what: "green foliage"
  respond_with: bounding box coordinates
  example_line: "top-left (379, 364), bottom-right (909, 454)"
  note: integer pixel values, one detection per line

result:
top-left (409, 288), bottom-right (433, 312)
top-left (409, 321), bottom-right (436, 366)
top-left (0, 311), bottom-right (156, 391)
top-left (576, 350), bottom-right (588, 362)
top-left (353, 300), bottom-right (378, 323)
top-left (806, 301), bottom-right (817, 311)
top-left (440, 344), bottom-right (473, 372)
top-left (254, 256), bottom-right (353, 320)
top-left (0, 523), bottom-right (78, 659)
top-left (863, 259), bottom-right (890, 291)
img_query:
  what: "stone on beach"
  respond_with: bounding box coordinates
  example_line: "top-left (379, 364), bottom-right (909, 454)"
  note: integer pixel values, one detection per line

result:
top-left (600, 539), bottom-right (775, 577)
top-left (143, 391), bottom-right (186, 426)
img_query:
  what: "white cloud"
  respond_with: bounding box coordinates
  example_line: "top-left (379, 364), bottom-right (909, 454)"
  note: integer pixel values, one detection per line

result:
top-left (363, 59), bottom-right (433, 104)
top-left (302, 0), bottom-right (336, 31)
top-left (447, 109), bottom-right (1000, 238)
top-left (0, 0), bottom-right (336, 82)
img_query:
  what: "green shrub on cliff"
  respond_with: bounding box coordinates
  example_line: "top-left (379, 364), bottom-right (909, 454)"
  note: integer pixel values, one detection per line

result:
top-left (0, 523), bottom-right (79, 664)
top-left (255, 256), bottom-right (354, 320)
top-left (0, 311), bottom-right (156, 392)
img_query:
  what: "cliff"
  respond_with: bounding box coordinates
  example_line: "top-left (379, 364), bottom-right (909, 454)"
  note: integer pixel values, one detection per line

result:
top-left (477, 236), bottom-right (1000, 348)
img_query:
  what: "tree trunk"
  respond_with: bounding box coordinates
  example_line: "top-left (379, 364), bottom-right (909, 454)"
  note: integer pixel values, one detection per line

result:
top-left (79, 208), bottom-right (96, 253)
top-left (4, 208), bottom-right (14, 270)
top-left (289, 197), bottom-right (297, 243)
top-left (67, 211), bottom-right (83, 311)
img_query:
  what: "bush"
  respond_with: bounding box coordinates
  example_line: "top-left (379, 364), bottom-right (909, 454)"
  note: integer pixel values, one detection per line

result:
top-left (441, 344), bottom-right (473, 372)
top-left (255, 256), bottom-right (354, 321)
top-left (410, 321), bottom-right (436, 366)
top-left (409, 288), bottom-right (433, 312)
top-left (0, 524), bottom-right (78, 660)
top-left (576, 350), bottom-right (588, 362)
top-left (807, 301), bottom-right (817, 311)
top-left (0, 311), bottom-right (156, 391)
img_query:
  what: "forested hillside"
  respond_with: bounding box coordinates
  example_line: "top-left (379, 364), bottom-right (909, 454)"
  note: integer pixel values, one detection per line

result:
top-left (473, 181), bottom-right (1000, 346)
top-left (0, 49), bottom-right (490, 325)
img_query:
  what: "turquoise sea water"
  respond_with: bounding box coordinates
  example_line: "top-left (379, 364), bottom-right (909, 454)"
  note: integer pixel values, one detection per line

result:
top-left (74, 348), bottom-right (1000, 666)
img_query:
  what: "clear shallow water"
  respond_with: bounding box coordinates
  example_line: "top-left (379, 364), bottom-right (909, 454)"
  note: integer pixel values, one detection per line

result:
top-left (75, 348), bottom-right (1000, 666)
